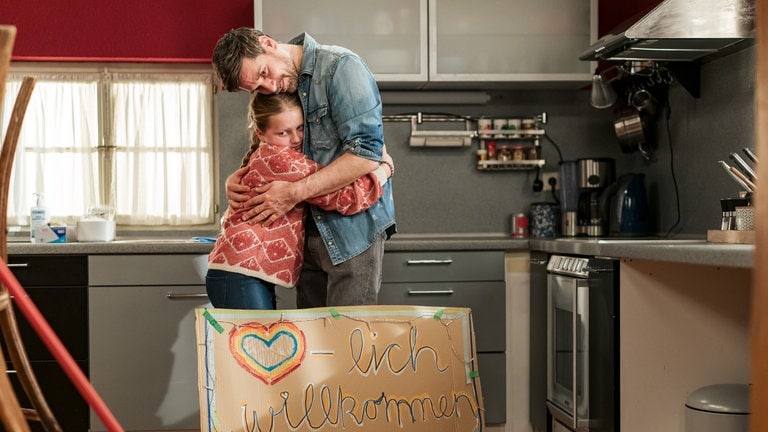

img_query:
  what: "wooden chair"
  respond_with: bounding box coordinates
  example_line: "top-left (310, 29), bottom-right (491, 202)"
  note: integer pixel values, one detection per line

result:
top-left (0, 24), bottom-right (61, 432)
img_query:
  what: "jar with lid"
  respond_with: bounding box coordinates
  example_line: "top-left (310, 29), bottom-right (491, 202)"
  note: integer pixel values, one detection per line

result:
top-left (487, 141), bottom-right (498, 160)
top-left (527, 146), bottom-right (540, 160)
top-left (511, 145), bottom-right (526, 161)
top-left (521, 119), bottom-right (536, 138)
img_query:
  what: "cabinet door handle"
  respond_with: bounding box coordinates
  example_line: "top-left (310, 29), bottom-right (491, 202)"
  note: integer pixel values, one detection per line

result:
top-left (7, 263), bottom-right (28, 268)
top-left (406, 259), bottom-right (453, 265)
top-left (530, 259), bottom-right (548, 265)
top-left (166, 293), bottom-right (208, 300)
top-left (407, 289), bottom-right (455, 295)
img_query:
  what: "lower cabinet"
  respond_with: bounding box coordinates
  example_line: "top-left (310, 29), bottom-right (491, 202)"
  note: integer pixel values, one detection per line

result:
top-left (378, 250), bottom-right (507, 424)
top-left (88, 254), bottom-right (210, 431)
top-left (3, 255), bottom-right (89, 432)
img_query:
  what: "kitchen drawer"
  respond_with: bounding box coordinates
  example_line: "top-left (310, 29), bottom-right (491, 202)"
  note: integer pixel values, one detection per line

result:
top-left (89, 254), bottom-right (207, 286)
top-left (382, 251), bottom-right (504, 283)
top-left (8, 255), bottom-right (87, 286)
top-left (378, 281), bottom-right (505, 352)
top-left (1, 285), bottom-right (88, 361)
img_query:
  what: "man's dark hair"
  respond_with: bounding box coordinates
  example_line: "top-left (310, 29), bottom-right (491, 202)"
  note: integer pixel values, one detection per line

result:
top-left (212, 27), bottom-right (268, 92)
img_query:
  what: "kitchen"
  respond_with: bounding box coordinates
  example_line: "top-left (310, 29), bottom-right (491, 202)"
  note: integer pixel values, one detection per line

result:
top-left (0, 0), bottom-right (765, 432)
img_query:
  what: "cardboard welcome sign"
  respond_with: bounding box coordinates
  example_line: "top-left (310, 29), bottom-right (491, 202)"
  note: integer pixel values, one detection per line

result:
top-left (195, 305), bottom-right (485, 432)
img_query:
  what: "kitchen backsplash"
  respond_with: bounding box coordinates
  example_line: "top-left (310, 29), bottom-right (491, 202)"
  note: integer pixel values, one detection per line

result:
top-left (217, 46), bottom-right (755, 236)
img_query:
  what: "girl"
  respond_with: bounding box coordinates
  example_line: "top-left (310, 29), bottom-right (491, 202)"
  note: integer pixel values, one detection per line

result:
top-left (206, 93), bottom-right (392, 309)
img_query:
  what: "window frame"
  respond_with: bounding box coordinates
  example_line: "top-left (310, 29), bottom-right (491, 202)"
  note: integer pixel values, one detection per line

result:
top-left (3, 62), bottom-right (220, 233)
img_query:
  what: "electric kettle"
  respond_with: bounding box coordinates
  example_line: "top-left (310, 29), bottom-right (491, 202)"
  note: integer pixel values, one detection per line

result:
top-left (604, 173), bottom-right (650, 236)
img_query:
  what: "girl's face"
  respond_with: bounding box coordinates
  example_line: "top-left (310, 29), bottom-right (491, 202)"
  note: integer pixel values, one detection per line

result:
top-left (255, 107), bottom-right (304, 150)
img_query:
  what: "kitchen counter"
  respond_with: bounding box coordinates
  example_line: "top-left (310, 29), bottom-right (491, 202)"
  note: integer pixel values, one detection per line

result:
top-left (5, 233), bottom-right (754, 268)
top-left (5, 233), bottom-right (530, 255)
top-left (529, 237), bottom-right (754, 269)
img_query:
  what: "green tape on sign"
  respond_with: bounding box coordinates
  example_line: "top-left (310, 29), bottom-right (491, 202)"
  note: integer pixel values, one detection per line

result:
top-left (329, 308), bottom-right (341, 319)
top-left (203, 310), bottom-right (224, 334)
top-left (469, 370), bottom-right (480, 378)
top-left (433, 308), bottom-right (445, 320)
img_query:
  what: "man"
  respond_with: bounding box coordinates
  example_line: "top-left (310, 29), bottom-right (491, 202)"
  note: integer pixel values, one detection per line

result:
top-left (212, 27), bottom-right (396, 308)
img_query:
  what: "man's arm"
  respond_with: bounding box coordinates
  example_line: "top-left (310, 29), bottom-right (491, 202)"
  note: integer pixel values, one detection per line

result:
top-left (242, 152), bottom-right (378, 225)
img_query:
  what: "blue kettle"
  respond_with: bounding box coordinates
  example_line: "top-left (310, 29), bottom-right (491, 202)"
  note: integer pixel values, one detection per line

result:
top-left (604, 173), bottom-right (650, 236)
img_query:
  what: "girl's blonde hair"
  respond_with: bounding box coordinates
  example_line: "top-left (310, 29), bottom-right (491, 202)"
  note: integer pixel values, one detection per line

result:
top-left (240, 92), bottom-right (303, 168)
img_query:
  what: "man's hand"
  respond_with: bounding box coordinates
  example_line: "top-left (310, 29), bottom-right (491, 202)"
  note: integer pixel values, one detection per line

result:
top-left (241, 180), bottom-right (301, 226)
top-left (225, 166), bottom-right (254, 210)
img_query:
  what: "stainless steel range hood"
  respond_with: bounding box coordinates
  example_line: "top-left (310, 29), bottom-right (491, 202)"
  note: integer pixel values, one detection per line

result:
top-left (580, 0), bottom-right (755, 62)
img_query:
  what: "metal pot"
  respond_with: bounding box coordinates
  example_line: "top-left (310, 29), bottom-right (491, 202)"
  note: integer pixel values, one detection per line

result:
top-left (613, 105), bottom-right (652, 160)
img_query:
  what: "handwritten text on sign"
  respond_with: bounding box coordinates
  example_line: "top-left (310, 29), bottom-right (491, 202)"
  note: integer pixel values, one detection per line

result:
top-left (196, 306), bottom-right (485, 432)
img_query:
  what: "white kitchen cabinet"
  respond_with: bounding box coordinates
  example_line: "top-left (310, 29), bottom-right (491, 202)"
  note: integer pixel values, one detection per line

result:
top-left (254, 0), bottom-right (595, 87)
top-left (428, 0), bottom-right (595, 84)
top-left (88, 254), bottom-right (210, 432)
top-left (255, 0), bottom-right (428, 84)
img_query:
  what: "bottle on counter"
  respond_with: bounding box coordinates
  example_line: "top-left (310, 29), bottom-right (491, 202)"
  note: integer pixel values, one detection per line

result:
top-left (30, 192), bottom-right (49, 243)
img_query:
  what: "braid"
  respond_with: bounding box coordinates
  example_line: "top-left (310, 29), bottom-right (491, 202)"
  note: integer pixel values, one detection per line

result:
top-left (240, 141), bottom-right (259, 168)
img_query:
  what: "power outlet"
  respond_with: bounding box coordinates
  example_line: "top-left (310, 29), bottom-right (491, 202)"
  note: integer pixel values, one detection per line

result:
top-left (542, 171), bottom-right (559, 191)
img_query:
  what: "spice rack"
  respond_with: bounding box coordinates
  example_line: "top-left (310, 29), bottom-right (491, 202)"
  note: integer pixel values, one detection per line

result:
top-left (476, 113), bottom-right (546, 171)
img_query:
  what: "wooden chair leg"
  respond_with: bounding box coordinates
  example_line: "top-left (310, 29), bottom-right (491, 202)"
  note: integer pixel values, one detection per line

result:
top-left (0, 304), bottom-right (62, 432)
top-left (0, 292), bottom-right (30, 432)
top-left (0, 25), bottom-right (62, 432)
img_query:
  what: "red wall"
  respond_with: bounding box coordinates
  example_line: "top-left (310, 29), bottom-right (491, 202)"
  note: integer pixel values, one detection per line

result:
top-left (598, 0), bottom-right (661, 36)
top-left (1, 0), bottom-right (253, 62)
top-left (2, 0), bottom-right (658, 62)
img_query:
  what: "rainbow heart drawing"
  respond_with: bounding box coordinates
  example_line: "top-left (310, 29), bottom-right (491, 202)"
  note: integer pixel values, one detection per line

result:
top-left (229, 321), bottom-right (306, 385)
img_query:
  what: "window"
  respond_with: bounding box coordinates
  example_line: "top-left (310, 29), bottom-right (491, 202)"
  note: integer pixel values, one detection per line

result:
top-left (1, 64), bottom-right (216, 228)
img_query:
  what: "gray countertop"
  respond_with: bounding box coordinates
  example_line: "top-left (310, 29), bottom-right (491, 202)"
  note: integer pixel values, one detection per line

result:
top-left (6, 233), bottom-right (754, 269)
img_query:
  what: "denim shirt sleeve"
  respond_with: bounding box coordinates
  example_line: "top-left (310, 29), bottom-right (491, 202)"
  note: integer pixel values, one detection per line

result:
top-left (322, 55), bottom-right (384, 162)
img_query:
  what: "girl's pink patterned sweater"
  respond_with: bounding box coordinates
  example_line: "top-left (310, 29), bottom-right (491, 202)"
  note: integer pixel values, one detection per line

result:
top-left (208, 143), bottom-right (386, 288)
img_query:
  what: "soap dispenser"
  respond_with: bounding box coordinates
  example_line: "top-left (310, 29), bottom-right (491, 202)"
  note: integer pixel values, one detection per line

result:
top-left (30, 192), bottom-right (49, 243)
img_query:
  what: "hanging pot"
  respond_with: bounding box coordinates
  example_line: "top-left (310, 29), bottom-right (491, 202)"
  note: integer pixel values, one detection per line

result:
top-left (613, 105), bottom-right (652, 160)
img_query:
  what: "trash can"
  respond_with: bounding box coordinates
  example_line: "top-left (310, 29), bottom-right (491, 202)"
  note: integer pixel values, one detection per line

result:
top-left (685, 383), bottom-right (750, 432)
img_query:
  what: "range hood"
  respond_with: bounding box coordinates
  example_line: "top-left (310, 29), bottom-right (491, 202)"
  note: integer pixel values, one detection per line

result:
top-left (580, 0), bottom-right (755, 62)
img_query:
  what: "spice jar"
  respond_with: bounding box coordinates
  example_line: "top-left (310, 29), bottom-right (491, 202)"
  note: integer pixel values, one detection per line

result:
top-left (487, 141), bottom-right (497, 160)
top-left (521, 119), bottom-right (536, 138)
top-left (527, 146), bottom-right (540, 160)
top-left (511, 145), bottom-right (526, 161)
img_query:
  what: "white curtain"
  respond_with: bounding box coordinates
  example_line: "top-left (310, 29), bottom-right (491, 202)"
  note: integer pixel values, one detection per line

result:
top-left (2, 71), bottom-right (214, 227)
top-left (110, 73), bottom-right (214, 225)
top-left (2, 74), bottom-right (100, 226)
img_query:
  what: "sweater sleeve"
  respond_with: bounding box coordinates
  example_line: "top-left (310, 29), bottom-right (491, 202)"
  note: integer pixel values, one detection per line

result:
top-left (246, 144), bottom-right (385, 215)
top-left (306, 170), bottom-right (385, 215)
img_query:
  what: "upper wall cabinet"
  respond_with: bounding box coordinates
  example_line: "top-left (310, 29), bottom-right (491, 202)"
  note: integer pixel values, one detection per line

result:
top-left (256, 0), bottom-right (428, 86)
top-left (254, 0), bottom-right (595, 89)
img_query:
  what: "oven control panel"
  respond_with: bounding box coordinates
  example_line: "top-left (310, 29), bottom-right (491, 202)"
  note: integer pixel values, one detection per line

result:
top-left (546, 254), bottom-right (590, 278)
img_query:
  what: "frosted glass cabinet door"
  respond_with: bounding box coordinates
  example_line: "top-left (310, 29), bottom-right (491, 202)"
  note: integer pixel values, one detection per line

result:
top-left (429, 0), bottom-right (595, 82)
top-left (255, 0), bottom-right (427, 81)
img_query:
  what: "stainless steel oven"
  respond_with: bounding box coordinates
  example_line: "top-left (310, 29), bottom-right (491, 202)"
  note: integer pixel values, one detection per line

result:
top-left (546, 254), bottom-right (618, 432)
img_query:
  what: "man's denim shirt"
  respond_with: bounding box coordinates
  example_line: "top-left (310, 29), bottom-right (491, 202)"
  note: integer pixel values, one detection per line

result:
top-left (289, 33), bottom-right (396, 265)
